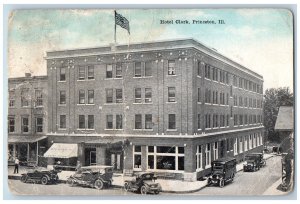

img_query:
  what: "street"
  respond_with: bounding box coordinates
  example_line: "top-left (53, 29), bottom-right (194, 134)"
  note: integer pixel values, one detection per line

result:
top-left (8, 156), bottom-right (282, 196)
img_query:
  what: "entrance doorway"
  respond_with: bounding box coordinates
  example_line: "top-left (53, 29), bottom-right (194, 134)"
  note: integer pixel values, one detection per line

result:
top-left (110, 152), bottom-right (123, 172)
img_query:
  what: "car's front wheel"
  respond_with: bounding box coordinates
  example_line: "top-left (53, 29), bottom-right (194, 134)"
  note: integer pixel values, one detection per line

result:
top-left (41, 176), bottom-right (48, 185)
top-left (154, 191), bottom-right (160, 195)
top-left (94, 179), bottom-right (104, 190)
top-left (67, 178), bottom-right (76, 187)
top-left (20, 175), bottom-right (27, 183)
top-left (219, 179), bottom-right (225, 188)
top-left (140, 185), bottom-right (148, 195)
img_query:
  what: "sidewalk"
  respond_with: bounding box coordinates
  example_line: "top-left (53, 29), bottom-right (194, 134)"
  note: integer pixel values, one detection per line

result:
top-left (263, 178), bottom-right (289, 196)
top-left (7, 153), bottom-right (276, 193)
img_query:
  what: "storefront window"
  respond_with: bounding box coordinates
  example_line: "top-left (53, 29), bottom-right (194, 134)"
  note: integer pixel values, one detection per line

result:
top-left (157, 156), bottom-right (175, 170)
top-left (133, 145), bottom-right (142, 170)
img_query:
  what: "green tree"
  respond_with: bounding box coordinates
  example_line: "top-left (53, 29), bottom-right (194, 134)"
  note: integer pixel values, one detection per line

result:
top-left (263, 87), bottom-right (293, 142)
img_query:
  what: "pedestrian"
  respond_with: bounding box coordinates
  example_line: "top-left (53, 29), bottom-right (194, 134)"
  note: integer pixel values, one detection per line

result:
top-left (75, 160), bottom-right (82, 173)
top-left (14, 157), bottom-right (20, 174)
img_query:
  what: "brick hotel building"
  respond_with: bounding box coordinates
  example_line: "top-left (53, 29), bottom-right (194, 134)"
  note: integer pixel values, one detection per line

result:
top-left (45, 39), bottom-right (264, 181)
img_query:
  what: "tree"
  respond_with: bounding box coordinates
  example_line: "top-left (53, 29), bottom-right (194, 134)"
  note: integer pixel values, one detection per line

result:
top-left (263, 87), bottom-right (293, 142)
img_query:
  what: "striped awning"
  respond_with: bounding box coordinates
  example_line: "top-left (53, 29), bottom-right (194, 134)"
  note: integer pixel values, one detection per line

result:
top-left (44, 143), bottom-right (78, 158)
top-left (8, 136), bottom-right (47, 143)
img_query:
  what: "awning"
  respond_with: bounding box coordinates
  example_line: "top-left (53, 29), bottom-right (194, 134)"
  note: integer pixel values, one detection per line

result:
top-left (8, 136), bottom-right (47, 143)
top-left (44, 143), bottom-right (78, 158)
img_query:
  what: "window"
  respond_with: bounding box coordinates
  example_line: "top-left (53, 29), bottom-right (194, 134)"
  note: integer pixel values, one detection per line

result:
top-left (60, 67), bottom-right (66, 81)
top-left (239, 137), bottom-right (243, 153)
top-left (249, 135), bottom-right (253, 149)
top-left (145, 61), bottom-right (152, 76)
top-left (234, 114), bottom-right (238, 126)
top-left (226, 93), bottom-right (229, 105)
top-left (220, 115), bottom-right (225, 127)
top-left (135, 114), bottom-right (142, 129)
top-left (198, 88), bottom-right (201, 102)
top-left (205, 143), bottom-right (211, 167)
top-left (21, 89), bottom-right (29, 107)
top-left (234, 95), bottom-right (237, 106)
top-left (239, 96), bottom-right (243, 106)
top-left (135, 88), bottom-right (142, 103)
top-left (244, 97), bottom-right (248, 107)
top-left (87, 90), bottom-right (94, 104)
top-left (226, 115), bottom-right (230, 127)
top-left (253, 134), bottom-right (257, 148)
top-left (147, 146), bottom-right (184, 171)
top-left (8, 116), bottom-right (15, 133)
top-left (168, 114), bottom-right (176, 129)
top-left (87, 115), bottom-right (94, 129)
top-left (59, 91), bottom-right (66, 104)
top-left (197, 61), bottom-right (202, 76)
top-left (205, 64), bottom-right (211, 79)
top-left (35, 90), bottom-right (43, 106)
top-left (21, 116), bottom-right (29, 133)
top-left (244, 114), bottom-right (248, 125)
top-left (60, 115), bottom-right (66, 129)
top-left (197, 114), bottom-right (201, 129)
top-left (205, 114), bottom-right (211, 129)
top-left (106, 89), bottom-right (113, 103)
top-left (116, 115), bottom-right (123, 129)
top-left (79, 115), bottom-right (85, 129)
top-left (226, 72), bottom-right (229, 84)
top-left (196, 145), bottom-right (203, 170)
top-left (239, 114), bottom-right (243, 125)
top-left (168, 87), bottom-right (176, 102)
top-left (145, 114), bottom-right (152, 129)
top-left (9, 91), bottom-right (15, 107)
top-left (79, 90), bottom-right (85, 104)
top-left (106, 64), bottom-right (113, 78)
top-left (134, 62), bottom-right (142, 77)
top-left (78, 66), bottom-right (85, 80)
top-left (116, 63), bottom-right (122, 78)
top-left (133, 145), bottom-right (142, 170)
top-left (230, 85), bottom-right (233, 97)
top-left (213, 142), bottom-right (218, 160)
top-left (145, 88), bottom-right (152, 103)
top-left (35, 117), bottom-right (43, 133)
top-left (106, 115), bottom-right (113, 129)
top-left (87, 66), bottom-right (94, 79)
top-left (168, 60), bottom-right (175, 75)
top-left (205, 88), bottom-right (211, 103)
top-left (234, 138), bottom-right (238, 155)
top-left (233, 75), bottom-right (237, 86)
top-left (244, 136), bottom-right (248, 151)
top-left (116, 89), bottom-right (123, 103)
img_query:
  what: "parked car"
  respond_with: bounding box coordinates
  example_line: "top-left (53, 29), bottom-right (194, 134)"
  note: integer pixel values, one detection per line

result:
top-left (67, 165), bottom-right (113, 190)
top-left (20, 166), bottom-right (60, 185)
top-left (124, 172), bottom-right (162, 194)
top-left (243, 153), bottom-right (266, 172)
top-left (207, 158), bottom-right (237, 188)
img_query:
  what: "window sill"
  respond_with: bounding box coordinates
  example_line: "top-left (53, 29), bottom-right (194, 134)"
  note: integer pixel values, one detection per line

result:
top-left (205, 128), bottom-right (212, 130)
top-left (196, 75), bottom-right (201, 79)
top-left (77, 104), bottom-right (95, 106)
top-left (204, 103), bottom-right (212, 105)
top-left (58, 128), bottom-right (67, 130)
top-left (58, 104), bottom-right (67, 106)
top-left (133, 103), bottom-right (153, 105)
top-left (205, 165), bottom-right (211, 169)
top-left (105, 129), bottom-right (123, 131)
top-left (104, 103), bottom-right (124, 105)
top-left (166, 101), bottom-right (177, 104)
top-left (167, 129), bottom-right (177, 131)
top-left (58, 81), bottom-right (66, 83)
top-left (133, 76), bottom-right (153, 78)
top-left (77, 79), bottom-right (95, 82)
top-left (77, 129), bottom-right (95, 131)
top-left (197, 102), bottom-right (202, 104)
top-left (167, 74), bottom-right (177, 77)
top-left (105, 78), bottom-right (122, 80)
top-left (197, 129), bottom-right (202, 131)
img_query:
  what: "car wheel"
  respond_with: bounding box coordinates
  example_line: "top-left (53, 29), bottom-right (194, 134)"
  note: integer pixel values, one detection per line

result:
top-left (219, 179), bottom-right (225, 188)
top-left (154, 191), bottom-right (160, 195)
top-left (124, 182), bottom-right (130, 192)
top-left (207, 178), bottom-right (211, 185)
top-left (41, 176), bottom-right (48, 185)
top-left (68, 178), bottom-right (76, 187)
top-left (21, 175), bottom-right (27, 183)
top-left (140, 185), bottom-right (147, 195)
top-left (94, 179), bottom-right (104, 190)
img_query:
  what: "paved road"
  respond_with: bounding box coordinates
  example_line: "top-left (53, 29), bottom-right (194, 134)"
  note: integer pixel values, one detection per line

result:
top-left (176, 155), bottom-right (282, 196)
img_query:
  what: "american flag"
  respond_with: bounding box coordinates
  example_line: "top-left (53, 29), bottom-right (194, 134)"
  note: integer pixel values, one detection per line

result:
top-left (115, 11), bottom-right (130, 34)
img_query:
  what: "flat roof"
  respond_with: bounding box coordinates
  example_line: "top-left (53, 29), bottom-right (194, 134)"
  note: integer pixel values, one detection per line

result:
top-left (46, 38), bottom-right (263, 80)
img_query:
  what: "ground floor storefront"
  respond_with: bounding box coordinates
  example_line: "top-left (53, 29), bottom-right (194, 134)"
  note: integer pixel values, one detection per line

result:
top-left (45, 127), bottom-right (264, 181)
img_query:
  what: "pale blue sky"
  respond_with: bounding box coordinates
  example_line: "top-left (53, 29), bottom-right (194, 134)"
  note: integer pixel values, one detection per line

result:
top-left (8, 9), bottom-right (293, 90)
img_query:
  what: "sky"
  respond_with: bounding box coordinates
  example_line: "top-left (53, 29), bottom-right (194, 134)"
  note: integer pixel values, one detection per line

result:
top-left (7, 9), bottom-right (294, 91)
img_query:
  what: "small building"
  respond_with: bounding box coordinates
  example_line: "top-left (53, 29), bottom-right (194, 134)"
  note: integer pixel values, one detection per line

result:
top-left (44, 38), bottom-right (264, 181)
top-left (8, 73), bottom-right (48, 166)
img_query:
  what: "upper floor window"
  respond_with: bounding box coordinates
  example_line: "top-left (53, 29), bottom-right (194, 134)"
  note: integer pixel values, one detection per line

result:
top-left (116, 89), bottom-right (123, 103)
top-left (88, 90), bottom-right (94, 104)
top-left (168, 114), bottom-right (176, 129)
top-left (145, 88), bottom-right (152, 103)
top-left (168, 87), bottom-right (176, 102)
top-left (59, 91), bottom-right (66, 104)
top-left (205, 64), bottom-right (211, 79)
top-left (145, 114), bottom-right (153, 129)
top-left (21, 116), bottom-right (29, 133)
top-left (9, 90), bottom-right (15, 108)
top-left (79, 90), bottom-right (85, 104)
top-left (35, 117), bottom-right (43, 133)
top-left (60, 115), bottom-right (66, 129)
top-left (21, 88), bottom-right (29, 107)
top-left (134, 62), bottom-right (142, 77)
top-left (135, 114), bottom-right (142, 129)
top-left (197, 61), bottom-right (202, 76)
top-left (87, 66), bottom-right (94, 79)
top-left (79, 115), bottom-right (85, 129)
top-left (60, 67), bottom-right (66, 81)
top-left (106, 115), bottom-right (113, 129)
top-left (233, 75), bottom-right (237, 86)
top-left (205, 88), bottom-right (211, 103)
top-left (145, 61), bottom-right (152, 77)
top-left (135, 88), bottom-right (142, 103)
top-left (197, 114), bottom-right (201, 129)
top-left (106, 89), bottom-right (113, 103)
top-left (35, 90), bottom-right (43, 107)
top-left (116, 114), bottom-right (123, 129)
top-left (106, 64), bottom-right (113, 78)
top-left (78, 66), bottom-right (85, 80)
top-left (8, 116), bottom-right (15, 133)
top-left (116, 63), bottom-right (122, 78)
top-left (168, 60), bottom-right (175, 75)
top-left (198, 88), bottom-right (201, 102)
top-left (88, 115), bottom-right (94, 129)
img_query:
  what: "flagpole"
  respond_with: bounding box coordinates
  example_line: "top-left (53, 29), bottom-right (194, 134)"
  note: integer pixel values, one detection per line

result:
top-left (114, 10), bottom-right (117, 44)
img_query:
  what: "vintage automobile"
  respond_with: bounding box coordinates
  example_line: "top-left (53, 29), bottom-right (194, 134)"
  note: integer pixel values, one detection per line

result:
top-left (207, 158), bottom-right (237, 188)
top-left (243, 153), bottom-right (266, 172)
top-left (124, 172), bottom-right (162, 194)
top-left (67, 165), bottom-right (114, 190)
top-left (20, 166), bottom-right (60, 185)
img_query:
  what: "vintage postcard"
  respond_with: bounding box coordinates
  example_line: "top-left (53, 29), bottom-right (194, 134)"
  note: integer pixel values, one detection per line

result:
top-left (6, 8), bottom-right (294, 196)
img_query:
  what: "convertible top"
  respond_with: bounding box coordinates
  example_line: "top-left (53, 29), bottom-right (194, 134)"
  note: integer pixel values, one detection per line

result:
top-left (81, 165), bottom-right (113, 170)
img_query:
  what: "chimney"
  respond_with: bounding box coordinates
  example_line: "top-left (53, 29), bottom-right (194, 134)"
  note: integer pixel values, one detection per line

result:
top-left (25, 73), bottom-right (31, 77)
